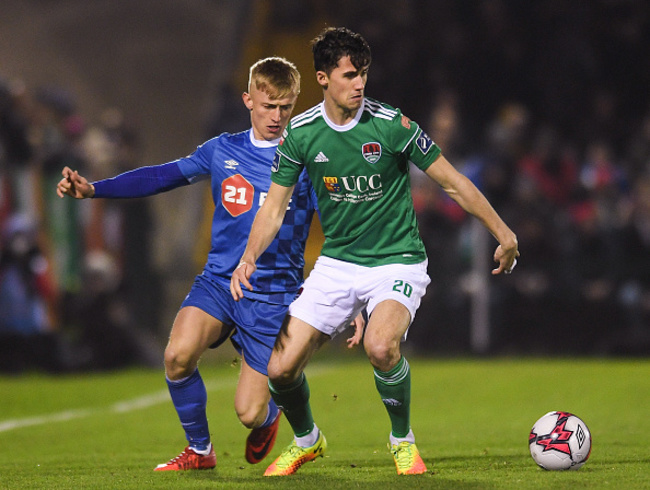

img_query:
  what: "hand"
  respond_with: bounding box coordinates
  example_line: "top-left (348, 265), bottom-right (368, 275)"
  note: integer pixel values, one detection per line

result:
top-left (230, 260), bottom-right (256, 301)
top-left (56, 166), bottom-right (95, 199)
top-left (346, 312), bottom-right (366, 348)
top-left (492, 242), bottom-right (520, 275)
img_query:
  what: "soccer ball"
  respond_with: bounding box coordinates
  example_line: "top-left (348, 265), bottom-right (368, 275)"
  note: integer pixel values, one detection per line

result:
top-left (528, 411), bottom-right (592, 470)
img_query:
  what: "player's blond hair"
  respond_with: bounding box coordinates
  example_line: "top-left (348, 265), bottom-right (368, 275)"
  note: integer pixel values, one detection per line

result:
top-left (248, 57), bottom-right (301, 99)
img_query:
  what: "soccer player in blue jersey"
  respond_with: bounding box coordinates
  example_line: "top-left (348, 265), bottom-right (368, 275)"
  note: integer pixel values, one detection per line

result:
top-left (56, 57), bottom-right (361, 472)
top-left (232, 28), bottom-right (519, 476)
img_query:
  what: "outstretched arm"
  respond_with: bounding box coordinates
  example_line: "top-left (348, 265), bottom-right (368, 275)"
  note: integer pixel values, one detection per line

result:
top-left (230, 182), bottom-right (295, 300)
top-left (425, 154), bottom-right (519, 275)
top-left (56, 162), bottom-right (190, 200)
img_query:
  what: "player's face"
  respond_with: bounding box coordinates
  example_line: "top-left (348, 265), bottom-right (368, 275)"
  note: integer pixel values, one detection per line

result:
top-left (243, 85), bottom-right (297, 141)
top-left (318, 56), bottom-right (368, 118)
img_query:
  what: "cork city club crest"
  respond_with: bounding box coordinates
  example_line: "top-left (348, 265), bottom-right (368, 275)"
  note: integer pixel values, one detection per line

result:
top-left (361, 142), bottom-right (382, 164)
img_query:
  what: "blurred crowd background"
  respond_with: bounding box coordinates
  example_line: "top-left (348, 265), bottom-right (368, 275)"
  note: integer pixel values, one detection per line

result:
top-left (1, 0), bottom-right (649, 373)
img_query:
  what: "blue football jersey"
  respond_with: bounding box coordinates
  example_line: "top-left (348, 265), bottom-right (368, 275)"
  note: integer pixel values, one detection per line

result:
top-left (177, 129), bottom-right (317, 305)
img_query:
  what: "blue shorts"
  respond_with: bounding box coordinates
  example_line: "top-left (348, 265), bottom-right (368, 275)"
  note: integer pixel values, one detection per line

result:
top-left (180, 274), bottom-right (290, 376)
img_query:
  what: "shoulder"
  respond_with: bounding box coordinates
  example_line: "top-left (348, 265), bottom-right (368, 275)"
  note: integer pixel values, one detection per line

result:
top-left (362, 97), bottom-right (421, 148)
top-left (362, 97), bottom-right (401, 122)
top-left (287, 104), bottom-right (324, 132)
top-left (196, 130), bottom-right (253, 156)
top-left (363, 98), bottom-right (418, 132)
top-left (214, 130), bottom-right (250, 146)
top-left (202, 130), bottom-right (248, 146)
top-left (278, 105), bottom-right (323, 160)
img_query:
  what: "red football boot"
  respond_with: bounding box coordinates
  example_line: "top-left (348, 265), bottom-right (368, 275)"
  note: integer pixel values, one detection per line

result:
top-left (245, 412), bottom-right (281, 464)
top-left (154, 445), bottom-right (216, 471)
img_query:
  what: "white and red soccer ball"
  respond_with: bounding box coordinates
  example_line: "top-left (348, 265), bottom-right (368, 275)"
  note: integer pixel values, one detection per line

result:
top-left (529, 411), bottom-right (592, 470)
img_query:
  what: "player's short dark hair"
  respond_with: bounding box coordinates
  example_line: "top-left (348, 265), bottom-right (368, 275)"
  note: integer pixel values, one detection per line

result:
top-left (249, 57), bottom-right (301, 99)
top-left (311, 27), bottom-right (371, 75)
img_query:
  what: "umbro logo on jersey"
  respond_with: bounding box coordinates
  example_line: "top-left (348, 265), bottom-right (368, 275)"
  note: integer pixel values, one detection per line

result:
top-left (225, 159), bottom-right (239, 170)
top-left (314, 151), bottom-right (329, 163)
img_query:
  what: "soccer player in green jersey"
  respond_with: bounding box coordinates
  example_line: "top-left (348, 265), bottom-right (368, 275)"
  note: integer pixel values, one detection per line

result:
top-left (231, 27), bottom-right (519, 476)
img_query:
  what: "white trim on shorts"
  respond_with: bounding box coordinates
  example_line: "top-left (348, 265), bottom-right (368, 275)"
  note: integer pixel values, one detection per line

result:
top-left (288, 256), bottom-right (431, 340)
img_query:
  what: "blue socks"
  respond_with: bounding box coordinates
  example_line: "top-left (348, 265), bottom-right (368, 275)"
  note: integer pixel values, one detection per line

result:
top-left (166, 368), bottom-right (210, 451)
top-left (166, 368), bottom-right (280, 452)
top-left (259, 398), bottom-right (280, 429)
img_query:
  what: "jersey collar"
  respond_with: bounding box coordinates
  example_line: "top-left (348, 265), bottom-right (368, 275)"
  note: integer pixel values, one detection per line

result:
top-left (320, 99), bottom-right (364, 132)
top-left (248, 128), bottom-right (280, 148)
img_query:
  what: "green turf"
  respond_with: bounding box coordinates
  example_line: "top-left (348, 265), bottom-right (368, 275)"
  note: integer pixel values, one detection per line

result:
top-left (0, 355), bottom-right (648, 489)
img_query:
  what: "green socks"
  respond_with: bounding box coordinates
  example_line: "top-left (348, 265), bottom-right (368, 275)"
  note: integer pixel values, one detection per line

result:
top-left (268, 372), bottom-right (315, 437)
top-left (374, 356), bottom-right (411, 438)
top-left (269, 357), bottom-right (412, 441)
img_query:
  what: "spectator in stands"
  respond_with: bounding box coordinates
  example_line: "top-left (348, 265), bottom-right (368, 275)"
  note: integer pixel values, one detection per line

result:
top-left (0, 213), bottom-right (60, 371)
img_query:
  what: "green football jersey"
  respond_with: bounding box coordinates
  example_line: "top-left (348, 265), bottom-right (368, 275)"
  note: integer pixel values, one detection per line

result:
top-left (272, 97), bottom-right (442, 266)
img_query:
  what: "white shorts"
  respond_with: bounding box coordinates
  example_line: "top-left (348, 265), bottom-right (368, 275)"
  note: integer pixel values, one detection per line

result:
top-left (288, 256), bottom-right (431, 340)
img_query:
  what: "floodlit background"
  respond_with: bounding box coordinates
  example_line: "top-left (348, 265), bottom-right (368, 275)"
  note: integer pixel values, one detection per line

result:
top-left (1, 0), bottom-right (650, 373)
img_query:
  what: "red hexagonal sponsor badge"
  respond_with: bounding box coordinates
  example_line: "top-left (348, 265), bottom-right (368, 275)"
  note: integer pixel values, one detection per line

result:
top-left (221, 174), bottom-right (254, 217)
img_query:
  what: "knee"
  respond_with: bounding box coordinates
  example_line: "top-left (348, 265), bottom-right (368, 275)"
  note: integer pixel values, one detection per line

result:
top-left (235, 401), bottom-right (267, 429)
top-left (163, 344), bottom-right (197, 380)
top-left (364, 339), bottom-right (401, 372)
top-left (267, 356), bottom-right (299, 387)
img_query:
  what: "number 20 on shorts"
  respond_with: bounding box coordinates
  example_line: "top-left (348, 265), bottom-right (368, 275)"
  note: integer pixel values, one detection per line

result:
top-left (392, 280), bottom-right (413, 297)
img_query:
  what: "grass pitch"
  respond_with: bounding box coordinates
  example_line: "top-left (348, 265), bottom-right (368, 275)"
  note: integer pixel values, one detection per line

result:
top-left (0, 353), bottom-right (648, 489)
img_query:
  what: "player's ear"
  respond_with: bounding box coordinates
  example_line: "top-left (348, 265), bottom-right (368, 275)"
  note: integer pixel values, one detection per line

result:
top-left (316, 71), bottom-right (328, 89)
top-left (242, 92), bottom-right (253, 111)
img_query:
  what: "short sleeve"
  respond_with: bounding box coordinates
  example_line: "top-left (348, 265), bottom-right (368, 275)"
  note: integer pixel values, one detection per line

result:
top-left (405, 127), bottom-right (442, 171)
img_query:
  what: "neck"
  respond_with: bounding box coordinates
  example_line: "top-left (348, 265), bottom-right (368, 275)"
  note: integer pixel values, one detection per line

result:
top-left (322, 97), bottom-right (361, 126)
